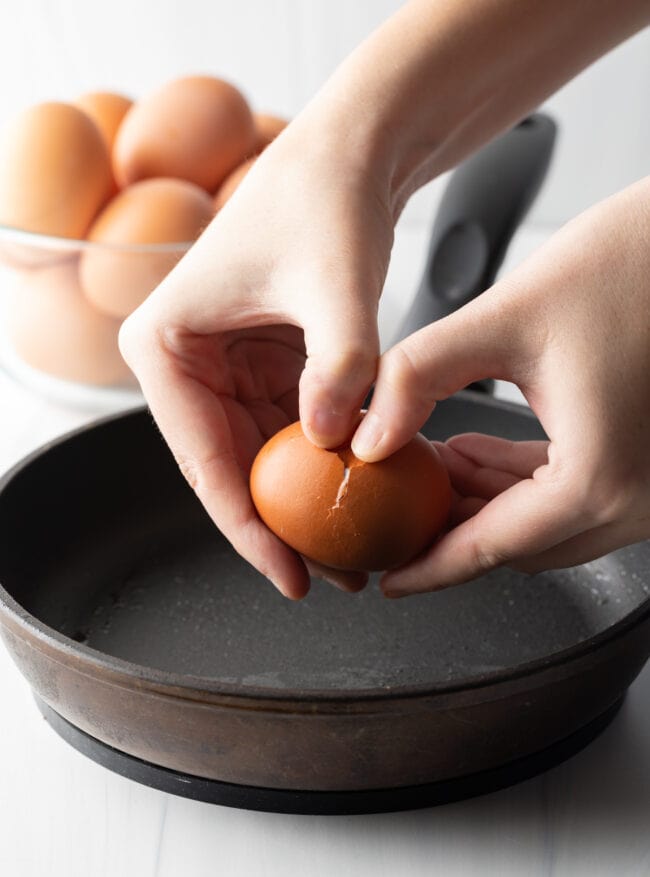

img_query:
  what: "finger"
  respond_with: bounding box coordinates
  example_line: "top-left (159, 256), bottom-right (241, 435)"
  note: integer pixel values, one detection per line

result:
top-left (351, 290), bottom-right (528, 462)
top-left (304, 560), bottom-right (369, 593)
top-left (447, 434), bottom-right (549, 479)
top-left (380, 471), bottom-right (589, 597)
top-left (512, 518), bottom-right (649, 575)
top-left (119, 321), bottom-right (310, 601)
top-left (435, 441), bottom-right (522, 501)
top-left (298, 297), bottom-right (379, 449)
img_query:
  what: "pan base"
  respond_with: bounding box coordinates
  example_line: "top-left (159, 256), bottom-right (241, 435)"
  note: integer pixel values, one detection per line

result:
top-left (35, 694), bottom-right (623, 816)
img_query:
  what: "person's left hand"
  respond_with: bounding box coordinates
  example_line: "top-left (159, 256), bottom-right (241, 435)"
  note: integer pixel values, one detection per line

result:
top-left (119, 111), bottom-right (394, 600)
top-left (350, 177), bottom-right (650, 597)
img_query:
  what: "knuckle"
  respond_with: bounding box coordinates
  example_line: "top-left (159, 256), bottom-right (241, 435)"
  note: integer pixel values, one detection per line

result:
top-left (466, 518), bottom-right (510, 575)
top-left (336, 347), bottom-right (377, 380)
top-left (333, 345), bottom-right (378, 384)
top-left (303, 344), bottom-right (378, 405)
top-left (535, 452), bottom-right (595, 517)
top-left (173, 446), bottom-right (235, 497)
top-left (117, 309), bottom-right (158, 368)
top-left (587, 478), bottom-right (636, 526)
top-left (174, 454), bottom-right (202, 492)
top-left (382, 345), bottom-right (418, 393)
top-left (224, 521), bottom-right (253, 561)
top-left (117, 314), bottom-right (138, 364)
top-left (472, 544), bottom-right (509, 574)
top-left (583, 448), bottom-right (648, 524)
top-left (541, 454), bottom-right (633, 528)
top-left (381, 344), bottom-right (433, 412)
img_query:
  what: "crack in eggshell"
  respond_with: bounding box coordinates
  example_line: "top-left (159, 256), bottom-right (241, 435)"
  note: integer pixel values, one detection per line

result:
top-left (329, 450), bottom-right (364, 512)
top-left (332, 466), bottom-right (350, 509)
top-left (251, 419), bottom-right (451, 571)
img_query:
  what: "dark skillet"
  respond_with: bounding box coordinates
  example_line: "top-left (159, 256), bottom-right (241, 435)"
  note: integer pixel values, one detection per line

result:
top-left (1, 116), bottom-right (649, 816)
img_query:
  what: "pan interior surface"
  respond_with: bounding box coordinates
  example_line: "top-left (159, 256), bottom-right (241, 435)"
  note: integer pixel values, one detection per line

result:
top-left (1, 399), bottom-right (648, 693)
top-left (34, 535), bottom-right (650, 690)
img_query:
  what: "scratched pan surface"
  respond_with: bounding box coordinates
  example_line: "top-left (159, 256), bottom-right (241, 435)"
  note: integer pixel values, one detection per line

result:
top-left (1, 397), bottom-right (650, 806)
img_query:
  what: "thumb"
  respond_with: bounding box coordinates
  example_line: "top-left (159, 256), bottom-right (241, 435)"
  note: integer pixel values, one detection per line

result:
top-left (351, 291), bottom-right (526, 461)
top-left (299, 298), bottom-right (380, 449)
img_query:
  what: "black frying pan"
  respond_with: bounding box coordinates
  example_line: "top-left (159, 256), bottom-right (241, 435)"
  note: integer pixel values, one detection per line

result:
top-left (1, 116), bottom-right (649, 816)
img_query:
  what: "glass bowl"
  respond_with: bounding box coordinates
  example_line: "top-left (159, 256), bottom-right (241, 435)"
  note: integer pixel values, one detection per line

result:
top-left (0, 224), bottom-right (192, 411)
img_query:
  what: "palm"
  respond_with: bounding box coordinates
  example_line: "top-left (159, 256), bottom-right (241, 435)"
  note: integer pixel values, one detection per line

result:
top-left (180, 323), bottom-right (306, 474)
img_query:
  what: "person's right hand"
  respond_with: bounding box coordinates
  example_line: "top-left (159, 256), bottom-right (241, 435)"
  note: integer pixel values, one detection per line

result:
top-left (350, 176), bottom-right (650, 596)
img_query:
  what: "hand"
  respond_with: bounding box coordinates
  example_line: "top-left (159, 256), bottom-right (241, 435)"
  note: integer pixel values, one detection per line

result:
top-left (350, 176), bottom-right (650, 596)
top-left (120, 0), bottom-right (650, 601)
top-left (119, 116), bottom-right (394, 599)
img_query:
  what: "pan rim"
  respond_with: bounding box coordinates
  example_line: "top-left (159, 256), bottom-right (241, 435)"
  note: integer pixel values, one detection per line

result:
top-left (1, 400), bottom-right (649, 705)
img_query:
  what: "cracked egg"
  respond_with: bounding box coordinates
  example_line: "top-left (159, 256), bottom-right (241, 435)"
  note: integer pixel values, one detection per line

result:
top-left (249, 420), bottom-right (451, 572)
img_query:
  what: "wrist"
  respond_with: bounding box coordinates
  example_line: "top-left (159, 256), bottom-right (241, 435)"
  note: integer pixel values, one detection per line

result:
top-left (303, 88), bottom-right (441, 223)
top-left (274, 93), bottom-right (402, 226)
top-left (291, 0), bottom-right (650, 222)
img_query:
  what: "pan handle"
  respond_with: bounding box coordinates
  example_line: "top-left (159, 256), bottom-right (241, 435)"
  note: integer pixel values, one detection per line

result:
top-left (394, 112), bottom-right (557, 392)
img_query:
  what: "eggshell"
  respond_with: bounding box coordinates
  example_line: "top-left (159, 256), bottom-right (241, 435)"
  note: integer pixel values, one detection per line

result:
top-left (76, 91), bottom-right (133, 150)
top-left (77, 91), bottom-right (134, 198)
top-left (113, 75), bottom-right (256, 191)
top-left (0, 102), bottom-right (112, 238)
top-left (80, 177), bottom-right (214, 318)
top-left (213, 157), bottom-right (255, 210)
top-left (6, 260), bottom-right (133, 386)
top-left (253, 112), bottom-right (288, 152)
top-left (250, 421), bottom-right (452, 571)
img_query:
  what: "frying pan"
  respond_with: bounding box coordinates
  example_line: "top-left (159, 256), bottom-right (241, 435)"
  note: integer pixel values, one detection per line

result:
top-left (1, 115), bottom-right (650, 817)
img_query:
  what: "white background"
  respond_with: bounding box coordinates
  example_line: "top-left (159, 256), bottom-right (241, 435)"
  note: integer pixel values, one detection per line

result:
top-left (0, 0), bottom-right (649, 230)
top-left (0, 3), bottom-right (649, 875)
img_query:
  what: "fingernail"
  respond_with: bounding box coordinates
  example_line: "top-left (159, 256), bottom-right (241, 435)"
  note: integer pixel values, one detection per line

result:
top-left (309, 407), bottom-right (347, 447)
top-left (383, 588), bottom-right (407, 599)
top-left (381, 572), bottom-right (416, 599)
top-left (351, 412), bottom-right (383, 460)
top-left (270, 578), bottom-right (293, 600)
top-left (381, 574), bottom-right (400, 599)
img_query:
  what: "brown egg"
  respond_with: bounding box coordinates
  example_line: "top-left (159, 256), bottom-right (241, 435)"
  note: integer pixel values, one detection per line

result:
top-left (0, 102), bottom-right (112, 239)
top-left (80, 177), bottom-right (215, 318)
top-left (113, 75), bottom-right (256, 191)
top-left (213, 157), bottom-right (255, 210)
top-left (6, 260), bottom-right (132, 386)
top-left (76, 91), bottom-right (133, 150)
top-left (76, 92), bottom-right (134, 198)
top-left (250, 421), bottom-right (452, 571)
top-left (254, 112), bottom-right (288, 152)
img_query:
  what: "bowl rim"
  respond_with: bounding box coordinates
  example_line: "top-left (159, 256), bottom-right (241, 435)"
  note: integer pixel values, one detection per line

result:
top-left (0, 222), bottom-right (195, 254)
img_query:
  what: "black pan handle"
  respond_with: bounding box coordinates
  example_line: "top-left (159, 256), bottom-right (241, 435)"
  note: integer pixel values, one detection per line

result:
top-left (394, 113), bottom-right (557, 365)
